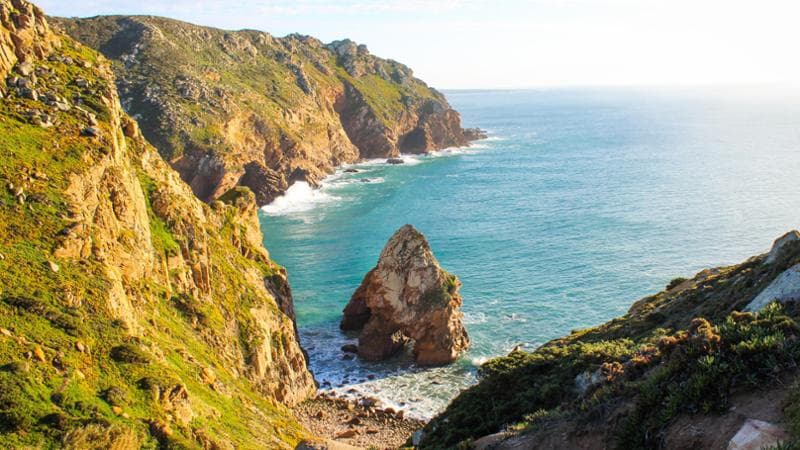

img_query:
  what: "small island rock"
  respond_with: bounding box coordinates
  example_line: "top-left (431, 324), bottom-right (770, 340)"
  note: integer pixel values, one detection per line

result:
top-left (340, 224), bottom-right (469, 365)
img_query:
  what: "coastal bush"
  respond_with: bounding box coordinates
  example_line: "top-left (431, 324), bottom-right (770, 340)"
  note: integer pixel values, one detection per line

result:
top-left (421, 338), bottom-right (638, 446)
top-left (422, 302), bottom-right (800, 449)
top-left (0, 371), bottom-right (47, 432)
top-left (666, 277), bottom-right (688, 290)
top-left (110, 344), bottom-right (151, 364)
top-left (61, 424), bottom-right (140, 450)
top-left (617, 303), bottom-right (800, 449)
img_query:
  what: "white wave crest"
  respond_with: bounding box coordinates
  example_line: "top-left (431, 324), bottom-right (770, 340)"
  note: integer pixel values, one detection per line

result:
top-left (261, 181), bottom-right (338, 215)
top-left (471, 356), bottom-right (489, 366)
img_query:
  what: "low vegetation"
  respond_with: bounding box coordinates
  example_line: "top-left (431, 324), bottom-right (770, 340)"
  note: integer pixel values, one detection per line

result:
top-left (422, 239), bottom-right (800, 449)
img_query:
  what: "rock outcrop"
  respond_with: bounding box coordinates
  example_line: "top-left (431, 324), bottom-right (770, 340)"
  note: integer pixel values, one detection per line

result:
top-left (340, 225), bottom-right (469, 365)
top-left (727, 419), bottom-right (788, 450)
top-left (0, 1), bottom-right (313, 447)
top-left (0, 0), bottom-right (59, 82)
top-left (52, 18), bottom-right (485, 205)
top-left (746, 229), bottom-right (800, 311)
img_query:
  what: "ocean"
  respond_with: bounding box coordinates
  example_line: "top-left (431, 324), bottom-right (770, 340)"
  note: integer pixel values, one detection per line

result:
top-left (260, 87), bottom-right (800, 419)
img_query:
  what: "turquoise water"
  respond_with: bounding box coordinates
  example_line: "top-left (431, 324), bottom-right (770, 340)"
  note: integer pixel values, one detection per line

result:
top-left (260, 87), bottom-right (800, 418)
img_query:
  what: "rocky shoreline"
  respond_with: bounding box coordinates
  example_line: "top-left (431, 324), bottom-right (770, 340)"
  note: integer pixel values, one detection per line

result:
top-left (294, 394), bottom-right (424, 449)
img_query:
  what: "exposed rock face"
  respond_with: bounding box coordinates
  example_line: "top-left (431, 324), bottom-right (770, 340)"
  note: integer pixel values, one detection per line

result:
top-left (746, 263), bottom-right (800, 311)
top-left (52, 18), bottom-right (485, 205)
top-left (0, 0), bottom-right (59, 83)
top-left (765, 230), bottom-right (800, 265)
top-left (727, 419), bottom-right (788, 450)
top-left (746, 229), bottom-right (800, 311)
top-left (340, 225), bottom-right (469, 365)
top-left (0, 1), bottom-right (313, 446)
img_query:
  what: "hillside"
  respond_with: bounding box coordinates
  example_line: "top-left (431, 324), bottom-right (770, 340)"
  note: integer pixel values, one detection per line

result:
top-left (420, 232), bottom-right (800, 449)
top-left (51, 15), bottom-right (484, 205)
top-left (0, 1), bottom-right (316, 448)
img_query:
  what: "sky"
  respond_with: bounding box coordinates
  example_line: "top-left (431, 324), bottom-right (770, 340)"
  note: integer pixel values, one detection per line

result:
top-left (38, 0), bottom-right (800, 89)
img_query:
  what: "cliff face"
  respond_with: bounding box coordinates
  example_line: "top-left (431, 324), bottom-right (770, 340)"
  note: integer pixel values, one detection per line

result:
top-left (0, 1), bottom-right (314, 447)
top-left (422, 232), bottom-right (800, 449)
top-left (51, 17), bottom-right (483, 205)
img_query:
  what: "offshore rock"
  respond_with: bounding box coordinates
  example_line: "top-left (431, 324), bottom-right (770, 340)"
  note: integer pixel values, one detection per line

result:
top-left (341, 225), bottom-right (469, 365)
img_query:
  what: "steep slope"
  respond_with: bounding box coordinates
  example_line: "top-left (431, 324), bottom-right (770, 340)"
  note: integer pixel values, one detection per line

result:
top-left (52, 16), bottom-right (484, 205)
top-left (421, 232), bottom-right (800, 449)
top-left (0, 1), bottom-right (315, 448)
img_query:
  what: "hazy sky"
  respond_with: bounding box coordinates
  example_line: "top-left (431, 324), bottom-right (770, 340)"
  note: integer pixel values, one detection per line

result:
top-left (39, 0), bottom-right (800, 89)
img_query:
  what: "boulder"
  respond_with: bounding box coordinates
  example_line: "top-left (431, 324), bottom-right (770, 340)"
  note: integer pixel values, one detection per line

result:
top-left (764, 230), bottom-right (800, 265)
top-left (727, 419), bottom-right (788, 450)
top-left (746, 263), bottom-right (800, 311)
top-left (296, 439), bottom-right (363, 450)
top-left (340, 225), bottom-right (469, 365)
top-left (340, 344), bottom-right (358, 353)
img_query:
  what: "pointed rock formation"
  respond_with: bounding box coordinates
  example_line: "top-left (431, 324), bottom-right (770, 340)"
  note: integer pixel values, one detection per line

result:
top-left (340, 225), bottom-right (469, 365)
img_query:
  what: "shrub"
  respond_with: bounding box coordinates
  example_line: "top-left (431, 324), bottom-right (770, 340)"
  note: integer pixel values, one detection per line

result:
top-left (100, 387), bottom-right (128, 407)
top-left (109, 344), bottom-right (151, 364)
top-left (617, 303), bottom-right (800, 449)
top-left (0, 371), bottom-right (46, 432)
top-left (666, 277), bottom-right (688, 290)
top-left (422, 303), bottom-right (800, 449)
top-left (61, 424), bottom-right (140, 450)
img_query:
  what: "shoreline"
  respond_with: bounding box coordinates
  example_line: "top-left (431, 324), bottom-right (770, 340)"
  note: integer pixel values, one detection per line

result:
top-left (294, 393), bottom-right (425, 449)
top-left (261, 135), bottom-right (493, 216)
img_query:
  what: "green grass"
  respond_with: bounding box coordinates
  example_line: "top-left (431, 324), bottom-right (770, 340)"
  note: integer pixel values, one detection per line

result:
top-left (138, 173), bottom-right (181, 257)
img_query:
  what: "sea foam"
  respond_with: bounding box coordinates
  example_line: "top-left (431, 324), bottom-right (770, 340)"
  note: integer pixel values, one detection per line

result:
top-left (261, 181), bottom-right (338, 215)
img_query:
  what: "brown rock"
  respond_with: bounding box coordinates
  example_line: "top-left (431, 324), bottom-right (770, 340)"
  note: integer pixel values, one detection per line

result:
top-left (340, 343), bottom-right (358, 353)
top-left (346, 416), bottom-right (361, 426)
top-left (340, 225), bottom-right (469, 365)
top-left (335, 429), bottom-right (359, 439)
top-left (122, 117), bottom-right (138, 137)
top-left (295, 439), bottom-right (363, 450)
top-left (200, 367), bottom-right (216, 384)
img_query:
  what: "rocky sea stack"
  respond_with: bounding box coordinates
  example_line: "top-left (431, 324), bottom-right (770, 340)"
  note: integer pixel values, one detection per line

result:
top-left (340, 225), bottom-right (469, 365)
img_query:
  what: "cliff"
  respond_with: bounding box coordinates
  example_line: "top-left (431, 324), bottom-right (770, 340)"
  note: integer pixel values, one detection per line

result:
top-left (421, 232), bottom-right (800, 449)
top-left (0, 1), bottom-right (315, 447)
top-left (51, 16), bottom-right (484, 205)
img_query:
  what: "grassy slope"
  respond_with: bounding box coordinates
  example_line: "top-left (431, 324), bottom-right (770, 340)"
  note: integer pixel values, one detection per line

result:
top-left (0, 24), bottom-right (307, 450)
top-left (421, 240), bottom-right (800, 449)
